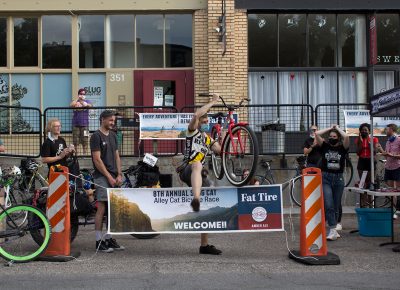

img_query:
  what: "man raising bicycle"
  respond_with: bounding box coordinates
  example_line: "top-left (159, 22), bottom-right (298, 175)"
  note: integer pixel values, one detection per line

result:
top-left (178, 93), bottom-right (222, 255)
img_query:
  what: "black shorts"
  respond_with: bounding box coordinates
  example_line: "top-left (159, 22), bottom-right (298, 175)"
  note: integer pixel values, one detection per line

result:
top-left (357, 157), bottom-right (375, 171)
top-left (179, 164), bottom-right (210, 187)
top-left (384, 168), bottom-right (400, 181)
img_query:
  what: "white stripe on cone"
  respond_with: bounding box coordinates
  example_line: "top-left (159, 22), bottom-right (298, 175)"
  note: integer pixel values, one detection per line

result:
top-left (306, 209), bottom-right (321, 237)
top-left (52, 217), bottom-right (65, 233)
top-left (48, 175), bottom-right (66, 198)
top-left (305, 183), bottom-right (321, 213)
top-left (47, 193), bottom-right (67, 220)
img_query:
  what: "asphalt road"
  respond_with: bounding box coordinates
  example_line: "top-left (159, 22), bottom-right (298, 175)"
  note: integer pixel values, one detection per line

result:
top-left (1, 214), bottom-right (399, 290)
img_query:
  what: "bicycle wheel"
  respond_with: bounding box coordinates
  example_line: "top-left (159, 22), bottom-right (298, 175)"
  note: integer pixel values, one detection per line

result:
top-left (0, 205), bottom-right (51, 262)
top-left (222, 125), bottom-right (259, 186)
top-left (211, 126), bottom-right (224, 180)
top-left (255, 175), bottom-right (273, 185)
top-left (289, 175), bottom-right (303, 207)
top-left (343, 157), bottom-right (354, 187)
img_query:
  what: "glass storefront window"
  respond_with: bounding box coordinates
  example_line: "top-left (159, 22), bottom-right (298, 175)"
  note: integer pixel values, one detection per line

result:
top-left (79, 15), bottom-right (104, 68)
top-left (136, 15), bottom-right (163, 68)
top-left (339, 71), bottom-right (367, 103)
top-left (279, 14), bottom-right (306, 67)
top-left (109, 15), bottom-right (135, 68)
top-left (0, 18), bottom-right (6, 67)
top-left (14, 18), bottom-right (38, 67)
top-left (374, 71), bottom-right (395, 94)
top-left (338, 15), bottom-right (366, 67)
top-left (248, 14), bottom-right (277, 67)
top-left (376, 14), bottom-right (400, 65)
top-left (165, 14), bottom-right (193, 67)
top-left (309, 14), bottom-right (336, 67)
top-left (42, 16), bottom-right (72, 69)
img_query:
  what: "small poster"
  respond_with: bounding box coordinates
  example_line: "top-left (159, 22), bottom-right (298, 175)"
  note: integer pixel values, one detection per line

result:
top-left (164, 94), bottom-right (174, 106)
top-left (153, 86), bottom-right (164, 106)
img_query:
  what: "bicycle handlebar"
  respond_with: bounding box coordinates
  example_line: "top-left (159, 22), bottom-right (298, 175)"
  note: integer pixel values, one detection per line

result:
top-left (198, 93), bottom-right (250, 111)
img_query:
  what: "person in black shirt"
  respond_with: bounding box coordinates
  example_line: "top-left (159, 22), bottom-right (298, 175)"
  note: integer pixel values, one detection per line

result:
top-left (315, 125), bottom-right (349, 241)
top-left (303, 125), bottom-right (321, 167)
top-left (41, 118), bottom-right (74, 170)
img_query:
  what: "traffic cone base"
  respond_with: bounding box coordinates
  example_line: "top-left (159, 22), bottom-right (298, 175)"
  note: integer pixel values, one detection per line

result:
top-left (289, 250), bottom-right (340, 265)
top-left (38, 251), bottom-right (81, 262)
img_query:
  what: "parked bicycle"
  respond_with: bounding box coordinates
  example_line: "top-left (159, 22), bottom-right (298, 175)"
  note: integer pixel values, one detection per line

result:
top-left (0, 202), bottom-right (51, 262)
top-left (200, 94), bottom-right (259, 186)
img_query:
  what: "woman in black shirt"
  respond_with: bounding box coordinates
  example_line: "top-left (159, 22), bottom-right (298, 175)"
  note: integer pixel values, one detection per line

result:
top-left (315, 125), bottom-right (349, 241)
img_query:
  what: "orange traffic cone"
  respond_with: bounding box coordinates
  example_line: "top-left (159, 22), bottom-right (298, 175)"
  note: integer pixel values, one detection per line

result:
top-left (40, 165), bottom-right (80, 262)
top-left (289, 167), bottom-right (340, 265)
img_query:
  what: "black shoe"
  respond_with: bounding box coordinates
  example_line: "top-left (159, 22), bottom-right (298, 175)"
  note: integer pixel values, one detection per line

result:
top-left (191, 198), bottom-right (200, 212)
top-left (96, 240), bottom-right (114, 253)
top-left (199, 244), bottom-right (222, 255)
top-left (106, 238), bottom-right (125, 250)
top-left (393, 245), bottom-right (400, 253)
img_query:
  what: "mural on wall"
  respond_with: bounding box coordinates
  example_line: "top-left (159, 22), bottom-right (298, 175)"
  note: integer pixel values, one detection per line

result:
top-left (0, 75), bottom-right (34, 133)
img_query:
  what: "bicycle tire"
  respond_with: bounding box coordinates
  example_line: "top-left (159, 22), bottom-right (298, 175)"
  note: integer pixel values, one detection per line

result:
top-left (222, 125), bottom-right (259, 187)
top-left (131, 233), bottom-right (160, 239)
top-left (289, 175), bottom-right (303, 207)
top-left (344, 156), bottom-right (354, 187)
top-left (6, 188), bottom-right (29, 226)
top-left (0, 205), bottom-right (51, 262)
top-left (211, 126), bottom-right (224, 180)
top-left (255, 175), bottom-right (273, 185)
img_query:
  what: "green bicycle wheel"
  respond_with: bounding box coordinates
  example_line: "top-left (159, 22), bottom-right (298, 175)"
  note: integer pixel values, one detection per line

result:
top-left (0, 205), bottom-right (51, 262)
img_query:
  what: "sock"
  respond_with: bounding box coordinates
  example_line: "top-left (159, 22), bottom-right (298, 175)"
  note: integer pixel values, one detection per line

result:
top-left (95, 231), bottom-right (103, 241)
top-left (104, 234), bottom-right (111, 240)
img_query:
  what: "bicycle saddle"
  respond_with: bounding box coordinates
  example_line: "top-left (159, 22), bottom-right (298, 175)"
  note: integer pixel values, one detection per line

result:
top-left (209, 112), bottom-right (227, 118)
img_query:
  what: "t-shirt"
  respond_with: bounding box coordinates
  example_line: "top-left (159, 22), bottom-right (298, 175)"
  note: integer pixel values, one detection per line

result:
top-left (385, 136), bottom-right (400, 170)
top-left (90, 130), bottom-right (118, 178)
top-left (355, 136), bottom-right (379, 158)
top-left (320, 142), bottom-right (348, 173)
top-left (303, 137), bottom-right (322, 165)
top-left (184, 129), bottom-right (212, 165)
top-left (41, 137), bottom-right (68, 169)
top-left (72, 100), bottom-right (91, 127)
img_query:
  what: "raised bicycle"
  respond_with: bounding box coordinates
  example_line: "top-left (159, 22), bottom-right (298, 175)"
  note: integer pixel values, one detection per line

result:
top-left (200, 94), bottom-right (259, 186)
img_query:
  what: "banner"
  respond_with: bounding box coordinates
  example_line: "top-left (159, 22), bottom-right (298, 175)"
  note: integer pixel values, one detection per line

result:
top-left (107, 185), bottom-right (284, 234)
top-left (343, 109), bottom-right (400, 136)
top-left (139, 113), bottom-right (239, 139)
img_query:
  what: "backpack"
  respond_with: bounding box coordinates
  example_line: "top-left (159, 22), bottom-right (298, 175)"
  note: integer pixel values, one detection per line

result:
top-left (135, 161), bottom-right (160, 187)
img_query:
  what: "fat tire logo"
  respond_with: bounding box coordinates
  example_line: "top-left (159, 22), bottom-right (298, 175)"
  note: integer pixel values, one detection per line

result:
top-left (252, 207), bottom-right (267, 222)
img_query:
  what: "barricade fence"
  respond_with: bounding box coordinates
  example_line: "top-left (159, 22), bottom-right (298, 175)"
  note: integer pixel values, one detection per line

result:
top-left (0, 103), bottom-right (372, 158)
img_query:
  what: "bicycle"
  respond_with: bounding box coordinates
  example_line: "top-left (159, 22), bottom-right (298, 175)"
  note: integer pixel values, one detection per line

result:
top-left (200, 94), bottom-right (259, 186)
top-left (0, 202), bottom-right (51, 262)
top-left (18, 159), bottom-right (48, 194)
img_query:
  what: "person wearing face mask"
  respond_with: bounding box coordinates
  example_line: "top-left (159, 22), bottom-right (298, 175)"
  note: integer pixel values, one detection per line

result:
top-left (303, 125), bottom-right (322, 167)
top-left (315, 125), bottom-right (349, 241)
top-left (382, 124), bottom-right (400, 219)
top-left (355, 123), bottom-right (383, 206)
top-left (70, 88), bottom-right (92, 155)
top-left (41, 118), bottom-right (74, 171)
top-left (177, 93), bottom-right (222, 255)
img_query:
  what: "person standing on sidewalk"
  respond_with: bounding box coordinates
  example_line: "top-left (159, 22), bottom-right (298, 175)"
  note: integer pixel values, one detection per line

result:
top-left (303, 125), bottom-right (322, 167)
top-left (71, 88), bottom-right (92, 155)
top-left (178, 93), bottom-right (222, 255)
top-left (90, 110), bottom-right (124, 253)
top-left (315, 125), bottom-right (349, 241)
top-left (382, 123), bottom-right (400, 219)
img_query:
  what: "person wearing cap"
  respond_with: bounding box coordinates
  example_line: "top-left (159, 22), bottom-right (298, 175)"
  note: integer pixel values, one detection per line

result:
top-left (70, 88), bottom-right (92, 155)
top-left (90, 110), bottom-right (124, 253)
top-left (178, 93), bottom-right (222, 255)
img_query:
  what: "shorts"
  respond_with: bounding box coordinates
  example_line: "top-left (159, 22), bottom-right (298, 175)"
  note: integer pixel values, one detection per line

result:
top-left (93, 175), bottom-right (112, 201)
top-left (357, 157), bottom-right (376, 171)
top-left (384, 168), bottom-right (400, 182)
top-left (72, 126), bottom-right (89, 146)
top-left (179, 164), bottom-right (211, 187)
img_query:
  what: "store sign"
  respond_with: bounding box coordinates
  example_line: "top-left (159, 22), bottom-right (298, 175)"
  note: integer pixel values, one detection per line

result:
top-left (369, 16), bottom-right (377, 65)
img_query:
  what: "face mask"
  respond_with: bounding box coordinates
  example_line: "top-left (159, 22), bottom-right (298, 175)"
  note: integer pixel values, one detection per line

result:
top-left (200, 123), bottom-right (209, 132)
top-left (361, 132), bottom-right (368, 138)
top-left (328, 138), bottom-right (338, 146)
top-left (309, 134), bottom-right (315, 139)
top-left (80, 95), bottom-right (86, 100)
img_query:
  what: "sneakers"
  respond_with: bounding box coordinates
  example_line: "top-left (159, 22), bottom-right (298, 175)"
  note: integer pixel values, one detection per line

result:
top-left (199, 244), bottom-right (222, 255)
top-left (393, 212), bottom-right (399, 220)
top-left (191, 198), bottom-right (200, 212)
top-left (326, 229), bottom-right (339, 241)
top-left (335, 223), bottom-right (342, 231)
top-left (106, 238), bottom-right (125, 251)
top-left (96, 240), bottom-right (114, 253)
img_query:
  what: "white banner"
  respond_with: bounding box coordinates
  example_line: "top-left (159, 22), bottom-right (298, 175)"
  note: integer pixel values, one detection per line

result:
top-left (107, 185), bottom-right (284, 234)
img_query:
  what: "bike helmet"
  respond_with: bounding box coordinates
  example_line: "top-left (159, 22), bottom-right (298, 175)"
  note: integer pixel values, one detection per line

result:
top-left (10, 166), bottom-right (21, 175)
top-left (26, 160), bottom-right (39, 171)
